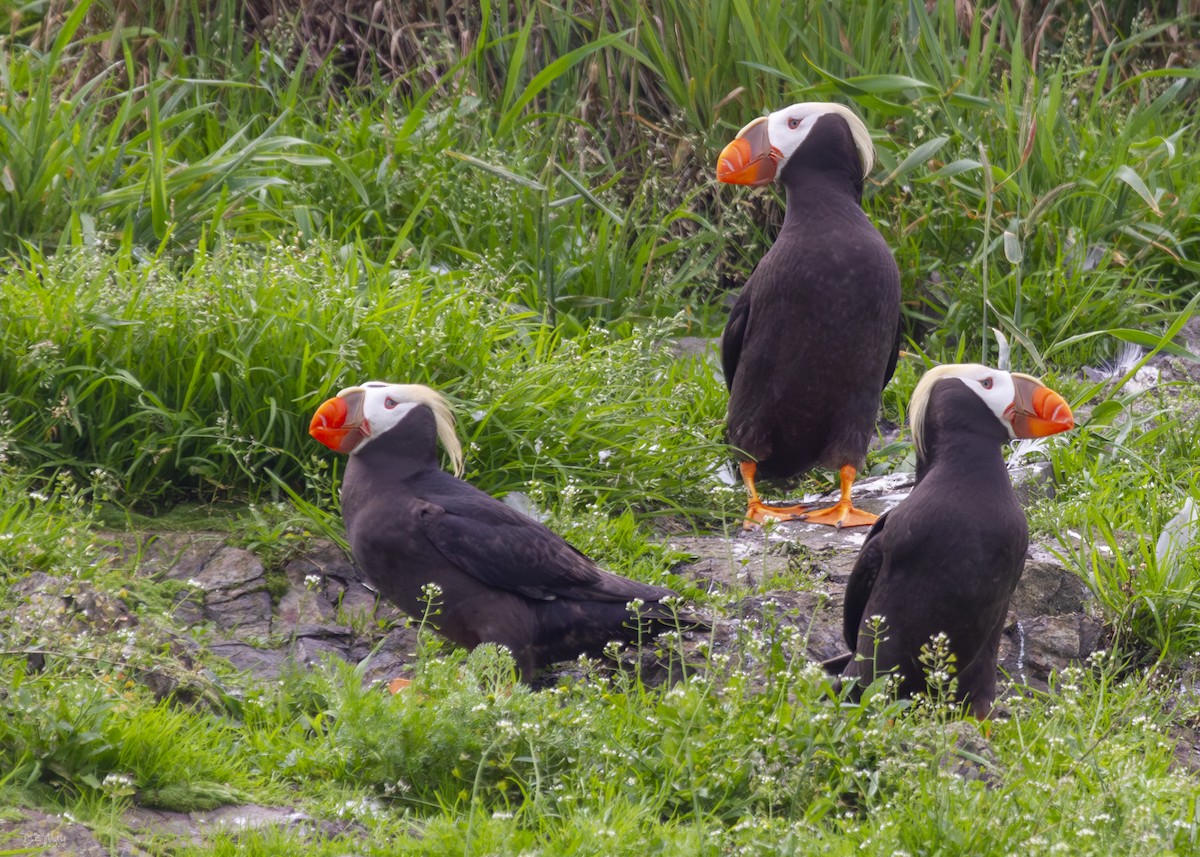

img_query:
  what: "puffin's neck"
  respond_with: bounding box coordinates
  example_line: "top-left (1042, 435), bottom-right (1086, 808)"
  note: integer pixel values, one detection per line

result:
top-left (350, 406), bottom-right (440, 480)
top-left (915, 426), bottom-right (1009, 485)
top-left (780, 169), bottom-right (864, 226)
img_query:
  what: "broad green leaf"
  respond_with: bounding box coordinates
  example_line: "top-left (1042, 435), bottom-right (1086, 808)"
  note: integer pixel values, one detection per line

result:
top-left (499, 9), bottom-right (537, 118)
top-left (445, 151), bottom-right (546, 191)
top-left (736, 61), bottom-right (803, 87)
top-left (496, 32), bottom-right (630, 138)
top-left (844, 74), bottom-right (937, 93)
top-left (1003, 229), bottom-right (1023, 264)
top-left (1087, 400), bottom-right (1125, 426)
top-left (1115, 165), bottom-right (1162, 215)
top-left (1051, 328), bottom-right (1194, 359)
top-left (922, 158), bottom-right (983, 180)
top-left (553, 163), bottom-right (625, 226)
top-left (883, 135), bottom-right (949, 184)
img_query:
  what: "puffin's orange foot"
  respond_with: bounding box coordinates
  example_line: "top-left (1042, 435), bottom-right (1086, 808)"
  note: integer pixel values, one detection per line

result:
top-left (743, 499), bottom-right (809, 530)
top-left (800, 501), bottom-right (877, 529)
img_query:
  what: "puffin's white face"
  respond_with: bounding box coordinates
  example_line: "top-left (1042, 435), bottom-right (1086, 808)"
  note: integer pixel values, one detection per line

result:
top-left (353, 381), bottom-right (428, 439)
top-left (310, 381), bottom-right (464, 474)
top-left (716, 101), bottom-right (874, 186)
top-left (908, 363), bottom-right (1075, 459)
top-left (764, 103), bottom-right (869, 174)
top-left (941, 365), bottom-right (1019, 429)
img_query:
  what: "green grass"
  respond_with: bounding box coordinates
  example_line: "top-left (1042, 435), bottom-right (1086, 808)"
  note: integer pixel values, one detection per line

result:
top-left (3, 0), bottom-right (1200, 852)
top-left (0, 241), bottom-right (734, 519)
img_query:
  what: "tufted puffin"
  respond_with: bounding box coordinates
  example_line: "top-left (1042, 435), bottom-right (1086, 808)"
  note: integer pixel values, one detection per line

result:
top-left (717, 102), bottom-right (902, 529)
top-left (836, 364), bottom-right (1074, 718)
top-left (309, 381), bottom-right (697, 680)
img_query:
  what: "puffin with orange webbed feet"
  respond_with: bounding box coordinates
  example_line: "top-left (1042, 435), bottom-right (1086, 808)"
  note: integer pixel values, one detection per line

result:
top-left (309, 381), bottom-right (699, 680)
top-left (830, 364), bottom-right (1075, 718)
top-left (717, 102), bottom-right (902, 529)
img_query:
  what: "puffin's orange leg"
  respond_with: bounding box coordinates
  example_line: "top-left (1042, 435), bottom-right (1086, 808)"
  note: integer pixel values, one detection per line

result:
top-left (741, 461), bottom-right (808, 529)
top-left (800, 464), bottom-right (878, 529)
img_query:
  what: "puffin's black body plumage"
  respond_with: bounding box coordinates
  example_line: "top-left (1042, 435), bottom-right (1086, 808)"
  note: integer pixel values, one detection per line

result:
top-left (313, 384), bottom-right (691, 680)
top-left (718, 104), bottom-right (902, 527)
top-left (837, 366), bottom-right (1074, 717)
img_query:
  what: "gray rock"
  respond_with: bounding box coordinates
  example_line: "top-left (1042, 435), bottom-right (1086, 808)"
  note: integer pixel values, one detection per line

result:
top-left (668, 336), bottom-right (719, 360)
top-left (187, 546), bottom-right (266, 600)
top-left (283, 540), bottom-right (360, 585)
top-left (1012, 461), bottom-right (1057, 505)
top-left (999, 613), bottom-right (1105, 690)
top-left (9, 573), bottom-right (137, 639)
top-left (1010, 547), bottom-right (1094, 618)
top-left (101, 531), bottom-right (226, 580)
top-left (124, 802), bottom-right (366, 847)
top-left (735, 591), bottom-right (843, 662)
top-left (336, 581), bottom-right (403, 626)
top-left (204, 590), bottom-right (273, 642)
top-left (276, 585), bottom-right (340, 629)
top-left (351, 628), bottom-right (421, 687)
top-left (206, 642), bottom-right (289, 679)
top-left (938, 721), bottom-right (1003, 787)
top-left (0, 810), bottom-right (146, 856)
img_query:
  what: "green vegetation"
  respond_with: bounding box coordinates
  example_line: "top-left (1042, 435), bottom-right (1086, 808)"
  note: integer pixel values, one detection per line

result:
top-left (2, 0), bottom-right (1200, 852)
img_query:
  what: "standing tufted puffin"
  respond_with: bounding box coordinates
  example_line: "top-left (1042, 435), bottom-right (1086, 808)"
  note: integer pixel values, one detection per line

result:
top-left (309, 381), bottom-right (696, 680)
top-left (837, 364), bottom-right (1074, 718)
top-left (717, 102), bottom-right (902, 529)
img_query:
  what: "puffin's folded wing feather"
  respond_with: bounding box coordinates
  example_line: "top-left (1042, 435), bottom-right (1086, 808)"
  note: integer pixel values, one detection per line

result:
top-left (720, 286), bottom-right (752, 392)
top-left (882, 317), bottom-right (903, 390)
top-left (842, 510), bottom-right (889, 649)
top-left (420, 495), bottom-right (666, 603)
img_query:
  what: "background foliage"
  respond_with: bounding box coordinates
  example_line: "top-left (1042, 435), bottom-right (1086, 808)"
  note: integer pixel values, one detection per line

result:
top-left (3, 0), bottom-right (1196, 505)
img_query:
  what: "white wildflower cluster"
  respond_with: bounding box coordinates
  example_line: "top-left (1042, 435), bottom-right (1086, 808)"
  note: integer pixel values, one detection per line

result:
top-left (381, 778), bottom-right (411, 797)
top-left (335, 797), bottom-right (385, 820)
top-left (101, 772), bottom-right (136, 799)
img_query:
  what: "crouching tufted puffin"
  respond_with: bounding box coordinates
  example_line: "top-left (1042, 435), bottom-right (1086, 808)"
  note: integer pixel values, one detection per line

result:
top-left (835, 364), bottom-right (1075, 718)
top-left (717, 102), bottom-right (902, 529)
top-left (309, 381), bottom-right (698, 680)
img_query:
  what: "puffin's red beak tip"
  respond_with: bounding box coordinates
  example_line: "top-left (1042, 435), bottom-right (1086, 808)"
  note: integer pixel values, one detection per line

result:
top-left (1013, 383), bottom-right (1074, 438)
top-left (310, 396), bottom-right (358, 453)
top-left (715, 119), bottom-right (777, 186)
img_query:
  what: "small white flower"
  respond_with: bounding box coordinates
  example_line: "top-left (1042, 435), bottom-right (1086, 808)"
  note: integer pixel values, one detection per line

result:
top-left (304, 574), bottom-right (321, 589)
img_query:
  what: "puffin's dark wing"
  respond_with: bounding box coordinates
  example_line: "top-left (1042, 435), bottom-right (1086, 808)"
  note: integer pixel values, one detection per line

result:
top-left (842, 510), bottom-right (890, 649)
top-left (882, 317), bottom-right (903, 391)
top-left (720, 285), bottom-right (753, 392)
top-left (419, 493), bottom-right (667, 603)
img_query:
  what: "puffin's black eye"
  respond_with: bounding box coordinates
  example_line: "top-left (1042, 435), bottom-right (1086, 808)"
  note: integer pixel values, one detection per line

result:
top-left (980, 378), bottom-right (993, 390)
top-left (384, 397), bottom-right (399, 409)
top-left (787, 117), bottom-right (801, 129)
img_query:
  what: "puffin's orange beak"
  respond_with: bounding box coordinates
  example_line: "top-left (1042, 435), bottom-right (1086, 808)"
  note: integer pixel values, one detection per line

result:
top-left (1009, 374), bottom-right (1074, 438)
top-left (716, 117), bottom-right (779, 186)
top-left (309, 388), bottom-right (368, 454)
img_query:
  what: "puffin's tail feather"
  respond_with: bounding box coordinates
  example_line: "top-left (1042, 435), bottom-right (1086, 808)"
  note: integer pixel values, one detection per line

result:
top-left (628, 601), bottom-right (710, 638)
top-left (820, 651), bottom-right (853, 674)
